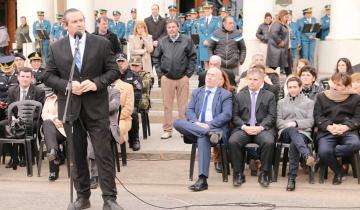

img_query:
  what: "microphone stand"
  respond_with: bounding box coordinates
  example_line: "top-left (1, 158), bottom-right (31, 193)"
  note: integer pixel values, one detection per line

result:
top-left (63, 36), bottom-right (80, 204)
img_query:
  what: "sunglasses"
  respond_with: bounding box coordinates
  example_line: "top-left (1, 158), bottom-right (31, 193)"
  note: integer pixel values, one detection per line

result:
top-left (116, 60), bottom-right (126, 63)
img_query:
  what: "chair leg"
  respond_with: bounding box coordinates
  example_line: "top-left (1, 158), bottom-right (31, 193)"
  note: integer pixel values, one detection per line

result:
top-left (219, 144), bottom-right (228, 182)
top-left (352, 152), bottom-right (360, 184)
top-left (281, 147), bottom-right (289, 177)
top-left (189, 143), bottom-right (197, 181)
top-left (120, 142), bottom-right (127, 166)
top-left (146, 112), bottom-right (151, 136)
top-left (273, 143), bottom-right (282, 182)
top-left (319, 164), bottom-right (326, 184)
top-left (308, 147), bottom-right (315, 184)
top-left (140, 111), bottom-right (147, 139)
top-left (25, 141), bottom-right (33, 177)
top-left (37, 141), bottom-right (44, 177)
top-left (114, 142), bottom-right (120, 172)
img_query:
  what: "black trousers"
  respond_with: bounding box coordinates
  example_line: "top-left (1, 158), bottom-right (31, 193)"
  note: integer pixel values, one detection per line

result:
top-left (43, 120), bottom-right (66, 152)
top-left (64, 110), bottom-right (116, 201)
top-left (128, 111), bottom-right (139, 144)
top-left (229, 129), bottom-right (275, 175)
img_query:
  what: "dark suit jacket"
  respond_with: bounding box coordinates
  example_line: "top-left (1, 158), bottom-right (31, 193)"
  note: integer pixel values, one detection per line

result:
top-left (144, 15), bottom-right (166, 41)
top-left (44, 33), bottom-right (120, 121)
top-left (7, 84), bottom-right (45, 105)
top-left (232, 87), bottom-right (277, 135)
top-left (187, 87), bottom-right (232, 134)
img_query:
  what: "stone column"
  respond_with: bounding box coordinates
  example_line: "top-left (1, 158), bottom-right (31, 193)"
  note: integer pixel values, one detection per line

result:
top-left (66, 0), bottom-right (95, 33)
top-left (318, 0), bottom-right (360, 78)
top-left (242, 0), bottom-right (274, 69)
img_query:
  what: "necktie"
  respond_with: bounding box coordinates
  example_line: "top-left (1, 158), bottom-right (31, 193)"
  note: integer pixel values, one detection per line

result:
top-left (205, 18), bottom-right (209, 27)
top-left (22, 90), bottom-right (27, 100)
top-left (249, 91), bottom-right (257, 126)
top-left (200, 90), bottom-right (211, 123)
top-left (75, 41), bottom-right (82, 71)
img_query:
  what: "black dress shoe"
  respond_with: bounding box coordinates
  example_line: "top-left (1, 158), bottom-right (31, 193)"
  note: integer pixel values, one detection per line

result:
top-left (67, 198), bottom-right (91, 210)
top-left (258, 172), bottom-right (270, 187)
top-left (131, 140), bottom-right (141, 151)
top-left (188, 177), bottom-right (208, 192)
top-left (286, 177), bottom-right (296, 191)
top-left (103, 199), bottom-right (124, 210)
top-left (332, 174), bottom-right (342, 185)
top-left (19, 157), bottom-right (26, 167)
top-left (90, 176), bottom-right (99, 189)
top-left (233, 173), bottom-right (246, 187)
top-left (49, 172), bottom-right (59, 181)
top-left (214, 162), bottom-right (222, 173)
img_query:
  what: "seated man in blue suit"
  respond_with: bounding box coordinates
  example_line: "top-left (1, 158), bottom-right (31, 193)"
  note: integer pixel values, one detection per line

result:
top-left (174, 67), bottom-right (232, 192)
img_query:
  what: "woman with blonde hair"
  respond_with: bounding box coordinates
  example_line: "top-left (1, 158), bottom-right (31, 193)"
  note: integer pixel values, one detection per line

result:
top-left (128, 21), bottom-right (154, 78)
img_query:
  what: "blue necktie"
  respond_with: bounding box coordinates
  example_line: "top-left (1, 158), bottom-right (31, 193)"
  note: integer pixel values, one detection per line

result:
top-left (75, 42), bottom-right (81, 71)
top-left (249, 91), bottom-right (257, 126)
top-left (200, 90), bottom-right (211, 123)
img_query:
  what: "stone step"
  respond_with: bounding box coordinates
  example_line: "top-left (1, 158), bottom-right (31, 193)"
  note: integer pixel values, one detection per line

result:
top-left (148, 110), bottom-right (180, 124)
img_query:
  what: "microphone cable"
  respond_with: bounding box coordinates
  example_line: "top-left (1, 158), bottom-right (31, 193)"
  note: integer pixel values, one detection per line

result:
top-left (115, 175), bottom-right (360, 210)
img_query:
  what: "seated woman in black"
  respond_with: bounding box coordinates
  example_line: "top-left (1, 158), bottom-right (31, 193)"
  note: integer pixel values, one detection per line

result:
top-left (314, 72), bottom-right (360, 185)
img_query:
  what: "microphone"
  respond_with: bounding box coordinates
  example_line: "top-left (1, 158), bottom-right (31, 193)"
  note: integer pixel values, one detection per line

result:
top-left (74, 31), bottom-right (83, 47)
top-left (74, 31), bottom-right (83, 40)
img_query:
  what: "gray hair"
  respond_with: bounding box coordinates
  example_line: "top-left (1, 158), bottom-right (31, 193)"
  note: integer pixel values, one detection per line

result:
top-left (63, 8), bottom-right (84, 24)
top-left (209, 55), bottom-right (222, 64)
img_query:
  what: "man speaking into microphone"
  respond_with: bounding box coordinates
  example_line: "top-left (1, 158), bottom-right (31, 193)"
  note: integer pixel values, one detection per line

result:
top-left (44, 8), bottom-right (122, 210)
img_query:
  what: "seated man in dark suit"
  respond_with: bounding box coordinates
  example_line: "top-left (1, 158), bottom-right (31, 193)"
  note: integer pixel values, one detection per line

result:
top-left (174, 67), bottom-right (232, 192)
top-left (1, 67), bottom-right (45, 169)
top-left (229, 66), bottom-right (277, 187)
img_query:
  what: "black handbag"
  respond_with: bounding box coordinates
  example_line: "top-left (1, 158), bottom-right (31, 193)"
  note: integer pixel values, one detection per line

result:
top-left (6, 118), bottom-right (26, 138)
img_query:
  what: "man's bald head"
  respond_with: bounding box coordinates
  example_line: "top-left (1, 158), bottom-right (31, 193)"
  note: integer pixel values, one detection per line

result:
top-left (205, 67), bottom-right (222, 88)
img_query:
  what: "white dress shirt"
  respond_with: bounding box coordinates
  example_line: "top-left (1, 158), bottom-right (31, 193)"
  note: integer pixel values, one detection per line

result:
top-left (69, 32), bottom-right (86, 64)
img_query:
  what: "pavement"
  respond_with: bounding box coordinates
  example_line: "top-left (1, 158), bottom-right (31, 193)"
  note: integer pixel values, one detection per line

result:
top-left (1, 125), bottom-right (360, 210)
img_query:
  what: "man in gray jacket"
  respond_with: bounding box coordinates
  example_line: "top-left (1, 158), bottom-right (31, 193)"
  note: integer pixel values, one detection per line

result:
top-left (277, 76), bottom-right (315, 191)
top-left (207, 16), bottom-right (246, 86)
top-left (153, 19), bottom-right (196, 139)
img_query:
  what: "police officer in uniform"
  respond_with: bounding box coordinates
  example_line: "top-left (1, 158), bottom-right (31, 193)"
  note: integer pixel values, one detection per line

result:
top-left (126, 8), bottom-right (137, 40)
top-left (297, 8), bottom-right (317, 64)
top-left (109, 11), bottom-right (126, 40)
top-left (129, 57), bottom-right (152, 140)
top-left (219, 7), bottom-right (229, 20)
top-left (179, 13), bottom-right (186, 34)
top-left (28, 52), bottom-right (45, 86)
top-left (320, 5), bottom-right (331, 40)
top-left (116, 53), bottom-right (142, 151)
top-left (0, 55), bottom-right (21, 168)
top-left (32, 11), bottom-right (51, 61)
top-left (51, 14), bottom-right (66, 42)
top-left (0, 55), bottom-right (18, 121)
top-left (198, 1), bottom-right (220, 70)
top-left (167, 5), bottom-right (179, 23)
top-left (94, 10), bottom-right (99, 29)
top-left (288, 10), bottom-right (301, 66)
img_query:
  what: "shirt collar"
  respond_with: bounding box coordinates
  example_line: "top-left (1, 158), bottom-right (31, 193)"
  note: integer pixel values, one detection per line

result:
top-left (69, 32), bottom-right (86, 46)
top-left (170, 33), bottom-right (180, 42)
top-left (20, 86), bottom-right (30, 92)
top-left (205, 86), bottom-right (217, 94)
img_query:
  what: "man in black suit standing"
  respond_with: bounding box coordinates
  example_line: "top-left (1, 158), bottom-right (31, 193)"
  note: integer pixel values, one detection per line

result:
top-left (229, 66), bottom-right (276, 188)
top-left (43, 8), bottom-right (122, 210)
top-left (144, 4), bottom-right (166, 48)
